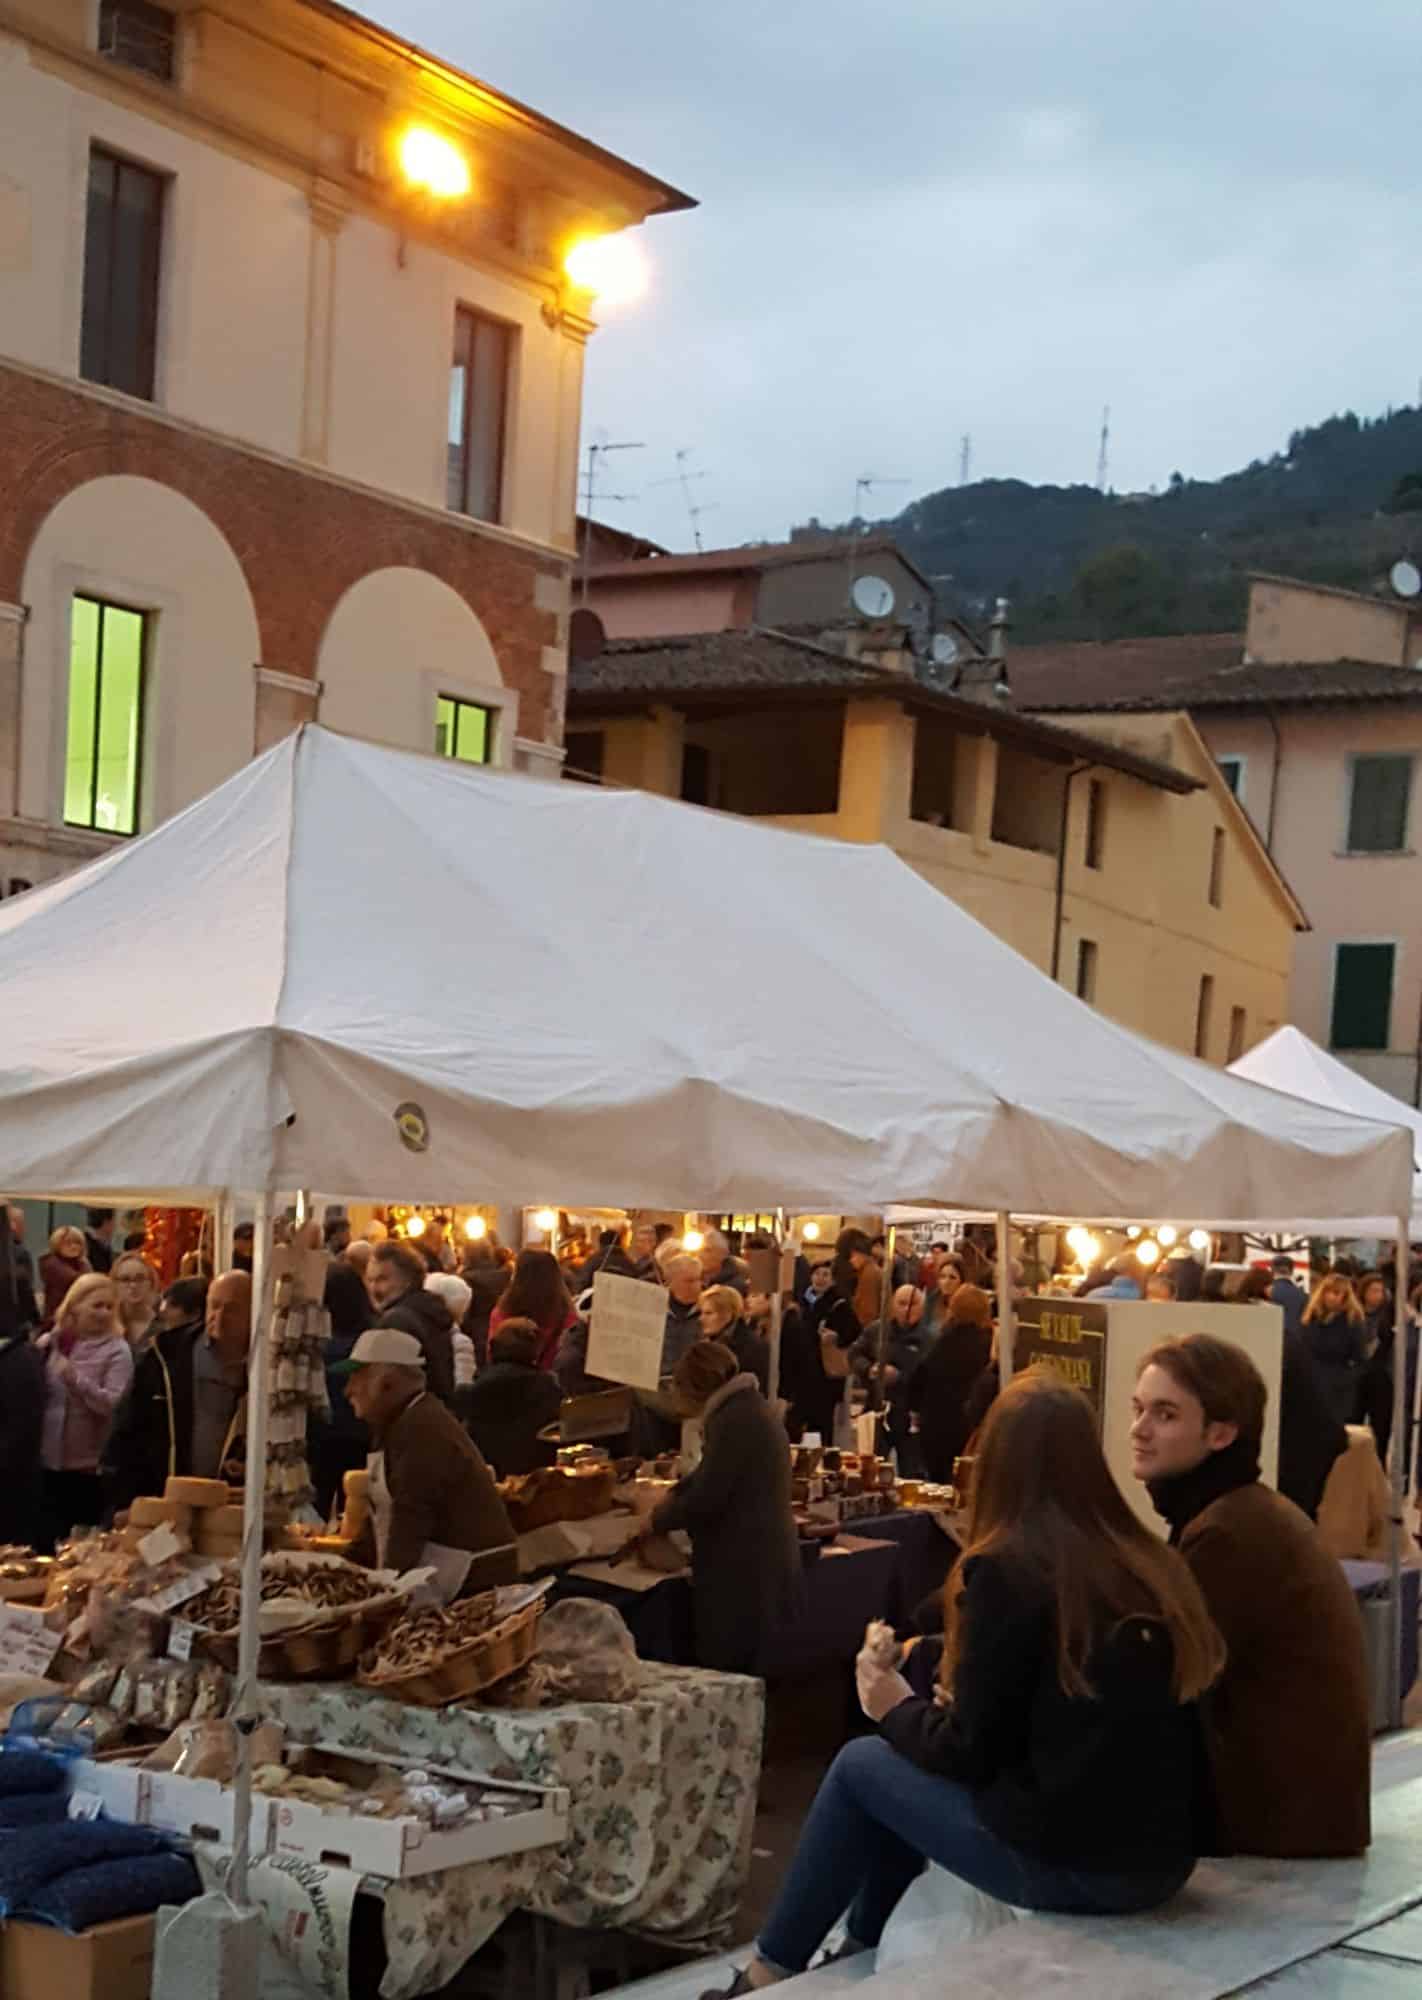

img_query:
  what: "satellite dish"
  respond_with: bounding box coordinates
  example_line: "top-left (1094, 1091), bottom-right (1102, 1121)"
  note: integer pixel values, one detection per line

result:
top-left (1391, 560), bottom-right (1422, 600)
top-left (851, 574), bottom-right (896, 620)
top-left (931, 632), bottom-right (960, 667)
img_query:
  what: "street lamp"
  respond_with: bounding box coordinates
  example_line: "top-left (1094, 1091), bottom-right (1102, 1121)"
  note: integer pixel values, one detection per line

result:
top-left (563, 232), bottom-right (648, 306)
top-left (398, 127), bottom-right (471, 199)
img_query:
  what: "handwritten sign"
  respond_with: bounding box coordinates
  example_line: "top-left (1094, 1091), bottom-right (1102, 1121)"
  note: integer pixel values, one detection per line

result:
top-left (585, 1274), bottom-right (667, 1393)
top-left (0, 1602), bottom-right (60, 1678)
top-left (1014, 1296), bottom-right (1107, 1421)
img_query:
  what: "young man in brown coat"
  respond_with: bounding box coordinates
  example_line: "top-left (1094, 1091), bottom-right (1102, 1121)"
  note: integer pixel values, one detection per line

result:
top-left (1131, 1333), bottom-right (1371, 1858)
top-left (339, 1328), bottom-right (517, 1595)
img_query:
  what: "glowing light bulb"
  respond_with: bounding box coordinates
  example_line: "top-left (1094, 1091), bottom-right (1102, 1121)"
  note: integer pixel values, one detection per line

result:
top-left (683, 1230), bottom-right (705, 1254)
top-left (404, 1212), bottom-right (427, 1238)
top-left (802, 1221), bottom-right (821, 1242)
top-left (1125, 1225), bottom-right (1142, 1240)
top-left (1136, 1238), bottom-right (1161, 1266)
top-left (1188, 1228), bottom-right (1211, 1252)
top-left (1156, 1224), bottom-right (1178, 1248)
top-left (399, 127), bottom-right (471, 199)
top-left (1066, 1225), bottom-right (1091, 1259)
top-left (533, 1209), bottom-right (557, 1234)
top-left (563, 232), bottom-right (648, 306)
top-left (464, 1215), bottom-right (487, 1241)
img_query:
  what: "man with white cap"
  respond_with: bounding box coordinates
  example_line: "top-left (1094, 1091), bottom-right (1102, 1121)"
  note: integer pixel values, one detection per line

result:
top-left (336, 1327), bottom-right (516, 1597)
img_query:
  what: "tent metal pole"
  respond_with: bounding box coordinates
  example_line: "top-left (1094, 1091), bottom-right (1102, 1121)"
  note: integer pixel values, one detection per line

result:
top-left (768, 1208), bottom-right (787, 1409)
top-left (873, 1224), bottom-right (896, 1414)
top-left (230, 1189), bottom-right (272, 1908)
top-left (996, 1212), bottom-right (1015, 1392)
top-left (1389, 1224), bottom-right (1408, 1729)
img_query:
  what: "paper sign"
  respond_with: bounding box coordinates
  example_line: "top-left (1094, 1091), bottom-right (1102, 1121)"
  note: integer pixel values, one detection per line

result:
top-left (585, 1273), bottom-right (667, 1393)
top-left (69, 1790), bottom-right (103, 1821)
top-left (168, 1619), bottom-right (195, 1661)
top-left (0, 1602), bottom-right (60, 1678)
top-left (138, 1522), bottom-right (183, 1567)
top-left (1013, 1296), bottom-right (1108, 1419)
top-left (135, 1561), bottom-right (223, 1616)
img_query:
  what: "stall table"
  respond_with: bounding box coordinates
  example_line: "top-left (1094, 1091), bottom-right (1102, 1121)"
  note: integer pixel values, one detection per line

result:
top-left (863, 1508), bottom-right (959, 1627)
top-left (257, 1663), bottom-right (763, 1999)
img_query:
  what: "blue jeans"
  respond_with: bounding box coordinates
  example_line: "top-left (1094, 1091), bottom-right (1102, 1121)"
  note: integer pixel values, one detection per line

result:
top-left (756, 1737), bottom-right (1193, 1976)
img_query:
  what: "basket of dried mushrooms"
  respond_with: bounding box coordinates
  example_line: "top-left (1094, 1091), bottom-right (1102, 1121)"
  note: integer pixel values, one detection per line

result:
top-left (185, 1552), bottom-right (414, 1679)
top-left (357, 1590), bottom-right (545, 1706)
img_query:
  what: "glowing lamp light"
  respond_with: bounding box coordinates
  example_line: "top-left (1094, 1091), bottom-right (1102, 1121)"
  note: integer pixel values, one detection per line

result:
top-left (399, 127), bottom-right (471, 200)
top-left (802, 1221), bottom-right (822, 1242)
top-left (684, 1230), bottom-right (705, 1255)
top-left (1156, 1224), bottom-right (1179, 1248)
top-left (464, 1215), bottom-right (488, 1242)
top-left (1065, 1225), bottom-right (1091, 1260)
top-left (1125, 1225), bottom-right (1142, 1240)
top-left (563, 232), bottom-right (648, 306)
top-left (533, 1208), bottom-right (557, 1235)
top-left (1188, 1228), bottom-right (1211, 1253)
top-left (1136, 1238), bottom-right (1161, 1267)
top-left (404, 1212), bottom-right (427, 1239)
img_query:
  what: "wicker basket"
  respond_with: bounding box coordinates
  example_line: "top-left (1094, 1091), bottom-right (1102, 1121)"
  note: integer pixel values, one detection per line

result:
top-left (500, 1466), bottom-right (617, 1534)
top-left (193, 1583), bottom-right (411, 1680)
top-left (357, 1597), bottom-right (545, 1707)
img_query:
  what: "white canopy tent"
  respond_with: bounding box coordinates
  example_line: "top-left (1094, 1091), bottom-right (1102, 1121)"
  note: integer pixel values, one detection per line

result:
top-left (1228, 1024), bottom-right (1422, 1237)
top-left (0, 726), bottom-right (1411, 1226)
top-left (0, 725), bottom-right (1414, 1851)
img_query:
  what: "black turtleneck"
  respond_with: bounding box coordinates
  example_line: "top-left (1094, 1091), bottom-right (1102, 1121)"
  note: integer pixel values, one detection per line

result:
top-left (1147, 1437), bottom-right (1260, 1544)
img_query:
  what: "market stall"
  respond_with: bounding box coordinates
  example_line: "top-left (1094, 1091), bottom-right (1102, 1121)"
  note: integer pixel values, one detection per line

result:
top-left (0, 726), bottom-right (1415, 1996)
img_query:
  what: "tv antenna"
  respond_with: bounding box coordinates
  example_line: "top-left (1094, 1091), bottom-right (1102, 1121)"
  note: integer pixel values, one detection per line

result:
top-left (959, 434), bottom-right (973, 487)
top-left (849, 474), bottom-right (910, 612)
top-left (652, 448), bottom-right (714, 554)
top-left (1096, 406), bottom-right (1111, 493)
top-left (579, 437), bottom-right (644, 603)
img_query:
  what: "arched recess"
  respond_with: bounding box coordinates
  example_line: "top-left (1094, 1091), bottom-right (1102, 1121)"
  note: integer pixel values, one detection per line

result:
top-left (20, 475), bottom-right (260, 830)
top-left (317, 567), bottom-right (514, 763)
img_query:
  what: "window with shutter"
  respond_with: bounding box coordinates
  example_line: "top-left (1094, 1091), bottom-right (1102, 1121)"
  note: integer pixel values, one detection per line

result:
top-left (1330, 943), bottom-right (1395, 1051)
top-left (1346, 755), bottom-right (1412, 854)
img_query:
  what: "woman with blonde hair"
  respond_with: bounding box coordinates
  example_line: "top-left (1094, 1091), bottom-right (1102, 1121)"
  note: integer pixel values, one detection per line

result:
top-left (39, 1274), bottom-right (133, 1545)
top-left (38, 1225), bottom-right (90, 1327)
top-left (1300, 1272), bottom-right (1367, 1426)
top-left (703, 1371), bottom-right (1224, 1995)
top-left (111, 1252), bottom-right (160, 1350)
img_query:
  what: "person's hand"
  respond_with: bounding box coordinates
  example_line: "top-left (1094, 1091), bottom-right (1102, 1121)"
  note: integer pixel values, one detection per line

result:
top-left (856, 1659), bottom-right (912, 1723)
top-left (883, 1364), bottom-right (900, 1385)
top-left (51, 1351), bottom-right (70, 1380)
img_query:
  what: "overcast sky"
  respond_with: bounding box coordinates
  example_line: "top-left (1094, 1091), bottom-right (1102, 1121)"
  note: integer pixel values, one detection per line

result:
top-left (383, 0), bottom-right (1422, 551)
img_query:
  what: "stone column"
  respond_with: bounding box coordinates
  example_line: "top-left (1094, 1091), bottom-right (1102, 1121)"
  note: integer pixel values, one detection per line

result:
top-left (0, 601), bottom-right (26, 819)
top-left (300, 182), bottom-right (349, 466)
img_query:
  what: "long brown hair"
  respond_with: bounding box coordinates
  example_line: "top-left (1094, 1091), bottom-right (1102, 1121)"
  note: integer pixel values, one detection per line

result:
top-left (499, 1249), bottom-right (571, 1331)
top-left (1303, 1274), bottom-right (1363, 1326)
top-left (943, 1369), bottom-right (1225, 1703)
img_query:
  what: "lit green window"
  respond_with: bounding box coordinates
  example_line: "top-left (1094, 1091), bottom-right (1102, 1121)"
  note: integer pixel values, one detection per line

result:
top-left (434, 695), bottom-right (493, 766)
top-left (65, 596), bottom-right (145, 834)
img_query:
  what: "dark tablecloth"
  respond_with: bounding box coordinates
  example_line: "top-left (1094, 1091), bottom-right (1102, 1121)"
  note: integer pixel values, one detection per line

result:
top-left (865, 1509), bottom-right (959, 1625)
top-left (555, 1534), bottom-right (903, 1678)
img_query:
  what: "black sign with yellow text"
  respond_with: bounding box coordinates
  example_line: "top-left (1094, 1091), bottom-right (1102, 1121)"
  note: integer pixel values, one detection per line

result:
top-left (1013, 1296), bottom-right (1107, 1423)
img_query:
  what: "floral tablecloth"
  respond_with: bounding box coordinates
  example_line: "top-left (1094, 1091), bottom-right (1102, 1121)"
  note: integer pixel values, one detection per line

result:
top-left (260, 1664), bottom-right (765, 1998)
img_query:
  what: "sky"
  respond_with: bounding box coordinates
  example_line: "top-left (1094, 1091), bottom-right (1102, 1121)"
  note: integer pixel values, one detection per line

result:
top-left (380, 0), bottom-right (1422, 552)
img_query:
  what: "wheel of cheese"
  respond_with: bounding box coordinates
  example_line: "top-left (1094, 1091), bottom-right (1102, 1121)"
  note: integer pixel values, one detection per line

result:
top-left (127, 1496), bottom-right (172, 1528)
top-left (202, 1504), bottom-right (245, 1536)
top-left (165, 1477), bottom-right (230, 1510)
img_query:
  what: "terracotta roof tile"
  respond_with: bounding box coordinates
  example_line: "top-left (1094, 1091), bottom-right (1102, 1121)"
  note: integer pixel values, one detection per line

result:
top-left (1008, 633), bottom-right (1242, 711)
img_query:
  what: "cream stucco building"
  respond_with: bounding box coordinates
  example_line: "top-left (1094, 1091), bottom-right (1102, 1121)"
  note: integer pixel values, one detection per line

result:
top-left (0, 0), bottom-right (689, 899)
top-left (567, 628), bottom-right (1304, 1062)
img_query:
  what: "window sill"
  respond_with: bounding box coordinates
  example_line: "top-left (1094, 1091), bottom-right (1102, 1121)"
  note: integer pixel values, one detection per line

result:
top-left (1335, 849), bottom-right (1416, 859)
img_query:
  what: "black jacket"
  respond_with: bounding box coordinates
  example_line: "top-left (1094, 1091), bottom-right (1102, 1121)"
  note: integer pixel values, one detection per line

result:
top-left (0, 1333), bottom-right (45, 1545)
top-left (853, 1315), bottom-right (928, 1424)
top-left (653, 1374), bottom-right (804, 1673)
top-left (462, 1360), bottom-right (561, 1478)
top-left (723, 1317), bottom-right (770, 1395)
top-left (1277, 1331), bottom-right (1347, 1520)
top-left (780, 1298), bottom-right (847, 1440)
top-left (101, 1320), bottom-right (201, 1515)
top-left (880, 1551), bottom-right (1203, 1868)
top-left (909, 1321), bottom-right (993, 1480)
top-left (1299, 1312), bottom-right (1366, 1426)
top-left (461, 1266), bottom-right (507, 1370)
top-left (377, 1286), bottom-right (456, 1404)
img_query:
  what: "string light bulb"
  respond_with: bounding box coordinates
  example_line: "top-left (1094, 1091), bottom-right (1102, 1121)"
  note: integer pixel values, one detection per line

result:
top-left (802, 1221), bottom-right (821, 1242)
top-left (404, 1212), bottom-right (427, 1239)
top-left (1156, 1224), bottom-right (1179, 1248)
top-left (464, 1215), bottom-right (488, 1241)
top-left (1188, 1228), bottom-right (1211, 1252)
top-left (1136, 1238), bottom-right (1161, 1266)
top-left (533, 1209), bottom-right (557, 1234)
top-left (684, 1230), bottom-right (705, 1254)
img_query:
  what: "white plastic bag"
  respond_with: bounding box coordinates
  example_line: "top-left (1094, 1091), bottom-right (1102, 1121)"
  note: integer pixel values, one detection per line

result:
top-left (872, 1863), bottom-right (1022, 1972)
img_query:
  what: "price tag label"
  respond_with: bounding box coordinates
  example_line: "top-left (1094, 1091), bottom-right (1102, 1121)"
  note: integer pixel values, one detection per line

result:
top-left (168, 1619), bottom-right (195, 1662)
top-left (137, 1522), bottom-right (183, 1568)
top-left (0, 1602), bottom-right (60, 1678)
top-left (69, 1790), bottom-right (104, 1822)
top-left (134, 1561), bottom-right (222, 1616)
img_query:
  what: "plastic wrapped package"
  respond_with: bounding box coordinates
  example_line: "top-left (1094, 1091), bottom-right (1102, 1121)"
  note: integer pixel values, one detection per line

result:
top-left (532, 1598), bottom-right (644, 1704)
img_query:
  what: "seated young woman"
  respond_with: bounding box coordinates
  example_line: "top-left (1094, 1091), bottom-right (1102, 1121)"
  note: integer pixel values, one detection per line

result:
top-left (704, 1368), bottom-right (1225, 1995)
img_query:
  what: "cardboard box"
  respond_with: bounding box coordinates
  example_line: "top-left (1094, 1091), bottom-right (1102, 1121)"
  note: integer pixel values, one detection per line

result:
top-left (269, 1750), bottom-right (569, 1879)
top-left (143, 1768), bottom-right (274, 1848)
top-left (69, 1755), bottom-right (149, 1826)
top-left (1, 1913), bottom-right (155, 2000)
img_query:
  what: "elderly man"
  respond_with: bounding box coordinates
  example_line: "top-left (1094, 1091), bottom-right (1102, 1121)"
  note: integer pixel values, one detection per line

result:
top-left (698, 1229), bottom-right (748, 1297)
top-left (853, 1285), bottom-right (928, 1471)
top-left (191, 1270), bottom-right (251, 1480)
top-left (339, 1328), bottom-right (516, 1595)
top-left (367, 1239), bottom-right (455, 1402)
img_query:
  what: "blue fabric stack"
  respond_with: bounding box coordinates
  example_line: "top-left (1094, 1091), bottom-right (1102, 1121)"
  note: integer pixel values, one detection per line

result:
top-left (0, 1816), bottom-right (200, 1934)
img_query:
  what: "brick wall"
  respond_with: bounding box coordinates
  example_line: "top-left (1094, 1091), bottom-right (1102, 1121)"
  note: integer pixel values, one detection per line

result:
top-left (0, 363), bottom-right (567, 743)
